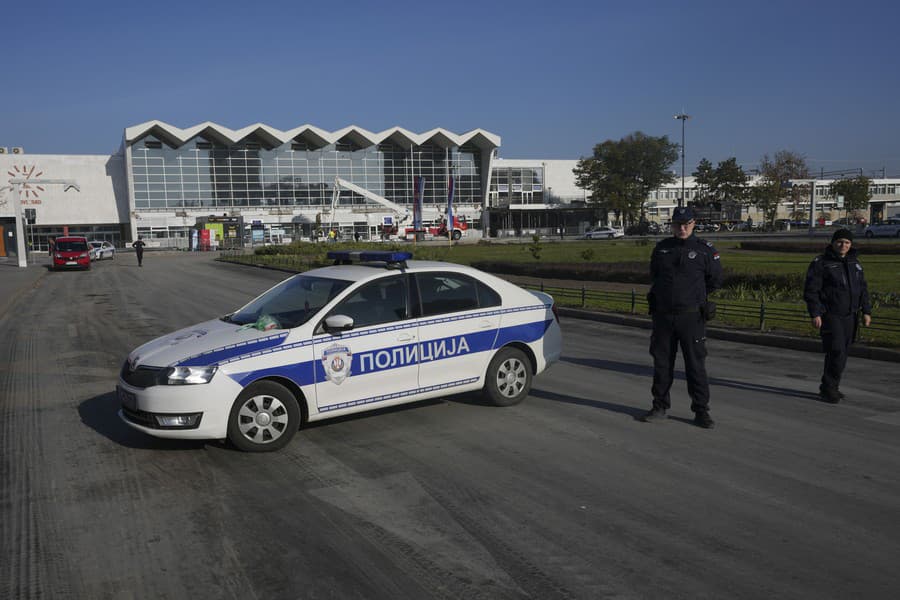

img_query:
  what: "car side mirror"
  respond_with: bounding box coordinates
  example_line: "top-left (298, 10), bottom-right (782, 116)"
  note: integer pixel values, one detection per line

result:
top-left (323, 314), bottom-right (354, 334)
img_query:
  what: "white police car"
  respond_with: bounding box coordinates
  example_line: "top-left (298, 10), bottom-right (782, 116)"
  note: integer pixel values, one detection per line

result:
top-left (118, 251), bottom-right (562, 452)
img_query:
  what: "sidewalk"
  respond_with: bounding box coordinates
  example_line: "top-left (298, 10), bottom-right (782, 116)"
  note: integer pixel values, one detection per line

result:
top-left (0, 256), bottom-right (49, 320)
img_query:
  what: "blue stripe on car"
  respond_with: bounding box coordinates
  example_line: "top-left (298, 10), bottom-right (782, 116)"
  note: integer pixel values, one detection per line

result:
top-left (225, 319), bottom-right (551, 389)
top-left (188, 304), bottom-right (549, 369)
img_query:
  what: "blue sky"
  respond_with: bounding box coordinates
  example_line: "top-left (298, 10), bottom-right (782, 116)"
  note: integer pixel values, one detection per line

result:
top-left (4, 0), bottom-right (899, 176)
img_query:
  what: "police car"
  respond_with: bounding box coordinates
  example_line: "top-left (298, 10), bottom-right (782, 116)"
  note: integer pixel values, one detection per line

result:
top-left (118, 251), bottom-right (563, 452)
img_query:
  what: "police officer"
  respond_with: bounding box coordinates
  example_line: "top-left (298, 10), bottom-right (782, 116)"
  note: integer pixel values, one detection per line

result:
top-left (803, 228), bottom-right (872, 403)
top-left (132, 236), bottom-right (146, 267)
top-left (642, 206), bottom-right (723, 428)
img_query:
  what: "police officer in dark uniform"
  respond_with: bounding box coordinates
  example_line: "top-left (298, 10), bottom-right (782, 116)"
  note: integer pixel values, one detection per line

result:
top-left (803, 228), bottom-right (872, 403)
top-left (642, 206), bottom-right (723, 428)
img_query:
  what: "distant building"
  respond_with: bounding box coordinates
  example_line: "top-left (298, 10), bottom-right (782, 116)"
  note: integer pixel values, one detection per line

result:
top-left (2, 122), bottom-right (899, 256)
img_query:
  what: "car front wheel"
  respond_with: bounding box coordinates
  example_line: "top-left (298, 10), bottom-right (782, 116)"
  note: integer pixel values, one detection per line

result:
top-left (483, 347), bottom-right (532, 406)
top-left (227, 381), bottom-right (300, 452)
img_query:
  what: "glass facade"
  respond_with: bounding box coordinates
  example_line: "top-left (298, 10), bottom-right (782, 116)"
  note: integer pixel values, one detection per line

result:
top-left (488, 166), bottom-right (545, 207)
top-left (130, 135), bottom-right (483, 211)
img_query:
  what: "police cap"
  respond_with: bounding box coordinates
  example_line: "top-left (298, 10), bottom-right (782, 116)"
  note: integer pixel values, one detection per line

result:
top-left (671, 206), bottom-right (695, 223)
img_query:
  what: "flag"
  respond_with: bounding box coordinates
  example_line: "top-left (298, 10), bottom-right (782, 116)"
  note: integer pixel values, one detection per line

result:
top-left (413, 176), bottom-right (425, 232)
top-left (447, 176), bottom-right (455, 233)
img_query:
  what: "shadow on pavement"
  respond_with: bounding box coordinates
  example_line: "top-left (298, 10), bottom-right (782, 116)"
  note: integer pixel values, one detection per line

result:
top-left (561, 355), bottom-right (822, 402)
top-left (78, 391), bottom-right (208, 451)
top-left (528, 387), bottom-right (647, 418)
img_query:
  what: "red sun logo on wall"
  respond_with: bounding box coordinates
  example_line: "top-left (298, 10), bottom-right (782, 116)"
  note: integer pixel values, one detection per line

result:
top-left (7, 164), bottom-right (45, 201)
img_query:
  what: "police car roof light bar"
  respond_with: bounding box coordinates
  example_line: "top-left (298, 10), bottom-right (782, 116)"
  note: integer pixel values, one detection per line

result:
top-left (326, 250), bottom-right (413, 268)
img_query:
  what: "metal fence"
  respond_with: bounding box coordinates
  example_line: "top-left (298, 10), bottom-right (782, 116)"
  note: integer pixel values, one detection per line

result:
top-left (524, 282), bottom-right (900, 339)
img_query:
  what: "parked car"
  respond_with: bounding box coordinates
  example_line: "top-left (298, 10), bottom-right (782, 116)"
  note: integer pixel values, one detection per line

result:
top-left (51, 236), bottom-right (91, 271)
top-left (863, 218), bottom-right (900, 238)
top-left (117, 251), bottom-right (563, 452)
top-left (579, 226), bottom-right (625, 240)
top-left (89, 240), bottom-right (117, 261)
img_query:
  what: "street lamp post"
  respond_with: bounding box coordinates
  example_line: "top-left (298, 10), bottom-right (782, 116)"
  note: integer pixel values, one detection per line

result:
top-left (674, 112), bottom-right (691, 208)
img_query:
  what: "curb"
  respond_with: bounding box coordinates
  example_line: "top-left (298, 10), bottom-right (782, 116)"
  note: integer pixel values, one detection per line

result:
top-left (558, 307), bottom-right (900, 364)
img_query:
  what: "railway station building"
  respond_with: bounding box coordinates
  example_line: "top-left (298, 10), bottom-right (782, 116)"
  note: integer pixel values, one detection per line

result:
top-left (2, 120), bottom-right (899, 258)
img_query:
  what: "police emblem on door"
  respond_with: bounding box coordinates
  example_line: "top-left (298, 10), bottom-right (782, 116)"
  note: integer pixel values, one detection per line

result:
top-left (322, 344), bottom-right (352, 384)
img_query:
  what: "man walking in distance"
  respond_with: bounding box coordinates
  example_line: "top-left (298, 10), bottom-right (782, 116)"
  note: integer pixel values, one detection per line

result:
top-left (132, 236), bottom-right (146, 267)
top-left (642, 206), bottom-right (723, 428)
top-left (803, 228), bottom-right (872, 403)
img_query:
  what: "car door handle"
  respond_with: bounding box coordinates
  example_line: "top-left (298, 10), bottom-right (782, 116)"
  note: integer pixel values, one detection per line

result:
top-left (397, 334), bottom-right (416, 342)
top-left (479, 320), bottom-right (495, 329)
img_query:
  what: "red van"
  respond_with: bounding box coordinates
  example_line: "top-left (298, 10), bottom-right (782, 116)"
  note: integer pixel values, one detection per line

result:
top-left (51, 236), bottom-right (91, 270)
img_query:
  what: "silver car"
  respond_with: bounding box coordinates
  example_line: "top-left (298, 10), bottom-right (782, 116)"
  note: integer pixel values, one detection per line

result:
top-left (580, 226), bottom-right (625, 240)
top-left (89, 240), bottom-right (117, 261)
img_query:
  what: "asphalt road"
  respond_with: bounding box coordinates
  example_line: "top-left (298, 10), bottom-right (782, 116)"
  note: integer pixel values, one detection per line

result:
top-left (1, 253), bottom-right (899, 599)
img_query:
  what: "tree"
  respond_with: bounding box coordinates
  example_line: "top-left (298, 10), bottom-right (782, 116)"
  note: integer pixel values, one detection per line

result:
top-left (692, 158), bottom-right (715, 205)
top-left (754, 150), bottom-right (809, 227)
top-left (830, 176), bottom-right (872, 219)
top-left (692, 157), bottom-right (749, 222)
top-left (573, 132), bottom-right (679, 224)
top-left (711, 157), bottom-right (749, 204)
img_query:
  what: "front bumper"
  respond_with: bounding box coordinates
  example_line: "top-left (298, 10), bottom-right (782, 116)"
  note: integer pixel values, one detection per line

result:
top-left (117, 372), bottom-right (242, 440)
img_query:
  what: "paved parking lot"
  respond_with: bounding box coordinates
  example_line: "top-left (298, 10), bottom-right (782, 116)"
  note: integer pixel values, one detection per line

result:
top-left (1, 253), bottom-right (898, 599)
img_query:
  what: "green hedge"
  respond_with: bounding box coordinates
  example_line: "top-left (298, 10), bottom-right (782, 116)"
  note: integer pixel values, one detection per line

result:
top-left (739, 240), bottom-right (900, 254)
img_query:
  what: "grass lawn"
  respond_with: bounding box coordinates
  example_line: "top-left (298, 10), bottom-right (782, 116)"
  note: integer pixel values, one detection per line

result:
top-left (222, 237), bottom-right (900, 348)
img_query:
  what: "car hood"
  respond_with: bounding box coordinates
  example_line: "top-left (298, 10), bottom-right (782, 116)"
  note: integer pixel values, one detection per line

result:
top-left (127, 318), bottom-right (291, 369)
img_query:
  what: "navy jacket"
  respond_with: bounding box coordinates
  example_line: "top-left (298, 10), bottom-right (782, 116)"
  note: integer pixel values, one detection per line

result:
top-left (648, 235), bottom-right (723, 313)
top-left (804, 246), bottom-right (871, 318)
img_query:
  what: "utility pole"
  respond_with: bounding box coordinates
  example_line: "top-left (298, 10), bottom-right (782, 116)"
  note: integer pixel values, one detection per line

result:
top-left (674, 112), bottom-right (691, 207)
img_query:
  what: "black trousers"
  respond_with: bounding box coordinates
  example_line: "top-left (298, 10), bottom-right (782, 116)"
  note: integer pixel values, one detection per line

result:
top-left (820, 314), bottom-right (855, 393)
top-left (650, 312), bottom-right (710, 413)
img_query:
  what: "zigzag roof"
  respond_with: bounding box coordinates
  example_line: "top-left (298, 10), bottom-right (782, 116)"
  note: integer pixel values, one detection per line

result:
top-left (125, 120), bottom-right (500, 150)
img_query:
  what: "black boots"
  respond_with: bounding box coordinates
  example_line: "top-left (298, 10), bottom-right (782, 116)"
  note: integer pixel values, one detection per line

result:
top-left (693, 412), bottom-right (715, 429)
top-left (640, 408), bottom-right (668, 423)
top-left (819, 386), bottom-right (843, 404)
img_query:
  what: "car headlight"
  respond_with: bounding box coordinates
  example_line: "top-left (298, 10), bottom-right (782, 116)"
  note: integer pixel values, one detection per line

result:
top-left (165, 365), bottom-right (217, 385)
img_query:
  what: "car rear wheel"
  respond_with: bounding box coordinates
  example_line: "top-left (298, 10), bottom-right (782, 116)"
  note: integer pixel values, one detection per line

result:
top-left (452, 229), bottom-right (462, 240)
top-left (483, 347), bottom-right (532, 406)
top-left (227, 381), bottom-right (300, 452)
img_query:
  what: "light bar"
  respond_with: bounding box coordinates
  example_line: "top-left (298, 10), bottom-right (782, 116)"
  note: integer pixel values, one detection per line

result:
top-left (327, 251), bottom-right (413, 263)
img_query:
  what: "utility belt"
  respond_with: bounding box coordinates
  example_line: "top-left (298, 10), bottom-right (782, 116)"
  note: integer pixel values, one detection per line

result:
top-left (648, 299), bottom-right (716, 320)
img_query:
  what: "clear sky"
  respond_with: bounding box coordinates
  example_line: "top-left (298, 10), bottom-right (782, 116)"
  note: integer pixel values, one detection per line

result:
top-left (4, 0), bottom-right (899, 176)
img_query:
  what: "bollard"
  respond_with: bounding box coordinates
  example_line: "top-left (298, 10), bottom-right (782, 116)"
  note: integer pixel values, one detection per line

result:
top-left (759, 300), bottom-right (766, 331)
top-left (581, 285), bottom-right (586, 308)
top-left (630, 289), bottom-right (636, 314)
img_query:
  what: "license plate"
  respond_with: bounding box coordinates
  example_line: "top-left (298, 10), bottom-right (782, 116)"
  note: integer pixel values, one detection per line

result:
top-left (117, 386), bottom-right (137, 410)
top-left (66, 261), bottom-right (77, 265)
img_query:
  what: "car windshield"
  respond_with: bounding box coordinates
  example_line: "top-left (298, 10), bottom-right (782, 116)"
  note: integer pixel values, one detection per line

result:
top-left (90, 242), bottom-right (102, 248)
top-left (226, 274), bottom-right (353, 329)
top-left (57, 240), bottom-right (88, 252)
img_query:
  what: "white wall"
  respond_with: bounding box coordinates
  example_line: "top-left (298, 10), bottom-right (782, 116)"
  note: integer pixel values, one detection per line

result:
top-left (492, 158), bottom-right (587, 202)
top-left (0, 154), bottom-right (129, 225)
